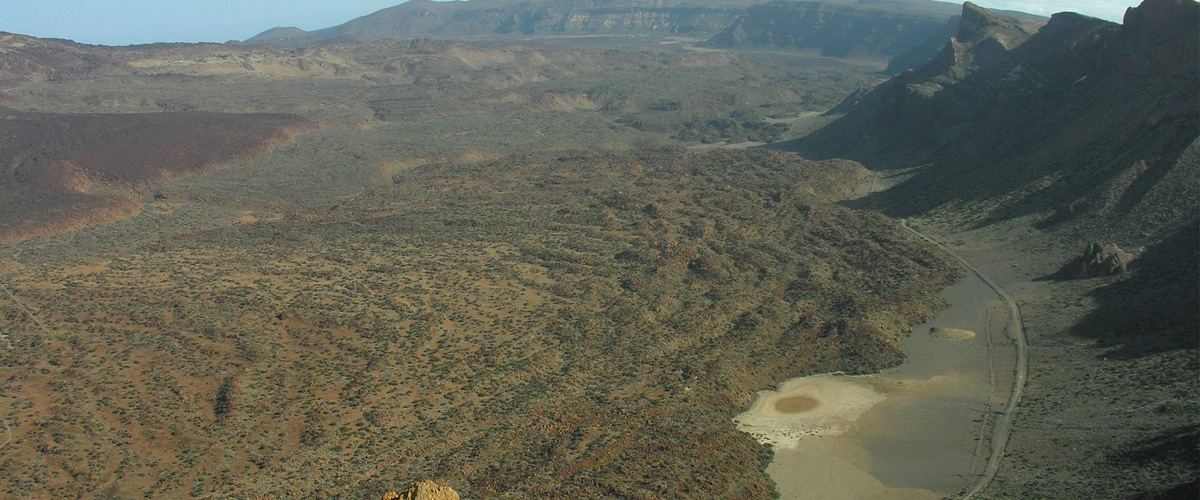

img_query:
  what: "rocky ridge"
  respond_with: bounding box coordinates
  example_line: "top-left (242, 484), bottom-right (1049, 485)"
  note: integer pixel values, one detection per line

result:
top-left (784, 0), bottom-right (1199, 244)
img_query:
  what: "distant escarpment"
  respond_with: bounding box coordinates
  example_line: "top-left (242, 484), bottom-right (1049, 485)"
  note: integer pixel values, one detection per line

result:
top-left (783, 0), bottom-right (1199, 242)
top-left (244, 0), bottom-right (1038, 63)
top-left (0, 108), bottom-right (314, 243)
top-left (247, 0), bottom-right (757, 46)
top-left (703, 1), bottom-right (959, 60)
top-left (702, 1), bottom-right (1045, 70)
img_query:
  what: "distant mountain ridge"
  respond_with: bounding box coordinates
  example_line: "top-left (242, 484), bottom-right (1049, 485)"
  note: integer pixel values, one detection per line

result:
top-left (246, 0), bottom-right (754, 45)
top-left (245, 0), bottom-right (1040, 64)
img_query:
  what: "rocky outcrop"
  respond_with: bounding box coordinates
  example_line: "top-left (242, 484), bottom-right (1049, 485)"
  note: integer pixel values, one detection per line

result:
top-left (381, 481), bottom-right (460, 500)
top-left (1061, 242), bottom-right (1135, 278)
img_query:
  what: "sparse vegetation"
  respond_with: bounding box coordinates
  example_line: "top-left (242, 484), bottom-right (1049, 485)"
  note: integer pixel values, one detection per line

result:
top-left (0, 146), bottom-right (957, 498)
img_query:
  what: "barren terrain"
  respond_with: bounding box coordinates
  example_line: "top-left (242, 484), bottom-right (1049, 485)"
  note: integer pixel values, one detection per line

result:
top-left (0, 1), bottom-right (1195, 498)
top-left (0, 104), bottom-right (957, 500)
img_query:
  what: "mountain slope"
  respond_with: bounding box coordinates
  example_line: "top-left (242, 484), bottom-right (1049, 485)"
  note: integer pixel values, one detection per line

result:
top-left (783, 0), bottom-right (1198, 241)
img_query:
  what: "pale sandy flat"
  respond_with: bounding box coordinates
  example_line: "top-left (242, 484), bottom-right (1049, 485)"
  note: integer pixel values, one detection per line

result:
top-left (734, 375), bottom-right (886, 448)
top-left (739, 269), bottom-right (1004, 500)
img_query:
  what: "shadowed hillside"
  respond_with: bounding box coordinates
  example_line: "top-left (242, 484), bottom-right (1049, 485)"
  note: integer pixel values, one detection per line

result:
top-left (782, 0), bottom-right (1199, 242)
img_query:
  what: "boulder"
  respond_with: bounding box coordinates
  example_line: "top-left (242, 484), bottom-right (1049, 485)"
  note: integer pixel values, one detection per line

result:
top-left (382, 480), bottom-right (460, 500)
top-left (1062, 242), bottom-right (1134, 278)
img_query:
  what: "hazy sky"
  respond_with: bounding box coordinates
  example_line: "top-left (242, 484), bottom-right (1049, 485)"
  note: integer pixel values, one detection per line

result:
top-left (972, 0), bottom-right (1137, 21)
top-left (0, 0), bottom-right (1140, 46)
top-left (0, 0), bottom-right (406, 45)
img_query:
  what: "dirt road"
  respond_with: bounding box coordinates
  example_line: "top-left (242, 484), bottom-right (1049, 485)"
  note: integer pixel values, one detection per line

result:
top-left (900, 220), bottom-right (1029, 499)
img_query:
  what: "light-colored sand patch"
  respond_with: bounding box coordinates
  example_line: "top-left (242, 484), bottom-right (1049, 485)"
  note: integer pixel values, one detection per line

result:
top-left (734, 375), bottom-right (886, 448)
top-left (741, 273), bottom-right (1003, 500)
top-left (236, 211), bottom-right (259, 224)
top-left (929, 327), bottom-right (976, 340)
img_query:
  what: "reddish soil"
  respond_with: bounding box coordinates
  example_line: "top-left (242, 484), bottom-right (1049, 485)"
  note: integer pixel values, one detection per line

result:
top-left (0, 108), bottom-right (314, 243)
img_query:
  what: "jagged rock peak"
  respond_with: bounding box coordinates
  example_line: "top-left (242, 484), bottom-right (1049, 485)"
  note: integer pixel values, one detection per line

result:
top-left (957, 2), bottom-right (1025, 48)
top-left (381, 480), bottom-right (460, 500)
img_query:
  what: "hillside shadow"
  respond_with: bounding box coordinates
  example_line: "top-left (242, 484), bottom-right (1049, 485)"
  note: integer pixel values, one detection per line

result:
top-left (1069, 222), bottom-right (1199, 359)
top-left (1113, 425), bottom-right (1200, 500)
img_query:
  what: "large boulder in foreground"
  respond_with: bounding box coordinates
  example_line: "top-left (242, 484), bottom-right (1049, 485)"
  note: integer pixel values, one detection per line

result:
top-left (382, 481), bottom-right (460, 500)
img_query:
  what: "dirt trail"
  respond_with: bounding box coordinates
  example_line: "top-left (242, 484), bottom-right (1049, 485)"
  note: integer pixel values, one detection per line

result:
top-left (900, 220), bottom-right (1029, 499)
top-left (0, 278), bottom-right (43, 454)
top-left (0, 278), bottom-right (52, 336)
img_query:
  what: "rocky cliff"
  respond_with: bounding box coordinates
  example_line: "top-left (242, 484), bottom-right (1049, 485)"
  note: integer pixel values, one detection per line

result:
top-left (703, 0), bottom-right (959, 59)
top-left (783, 0), bottom-right (1199, 243)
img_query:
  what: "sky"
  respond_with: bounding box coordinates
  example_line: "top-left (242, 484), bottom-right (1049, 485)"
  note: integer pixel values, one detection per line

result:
top-left (0, 0), bottom-right (408, 45)
top-left (971, 0), bottom-right (1137, 21)
top-left (0, 0), bottom-right (1140, 47)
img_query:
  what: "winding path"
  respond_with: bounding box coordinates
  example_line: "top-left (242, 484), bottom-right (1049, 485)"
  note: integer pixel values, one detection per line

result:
top-left (899, 220), bottom-right (1029, 499)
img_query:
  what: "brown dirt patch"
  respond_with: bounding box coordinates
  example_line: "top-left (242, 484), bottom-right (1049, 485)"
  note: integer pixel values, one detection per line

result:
top-left (774, 395), bottom-right (820, 413)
